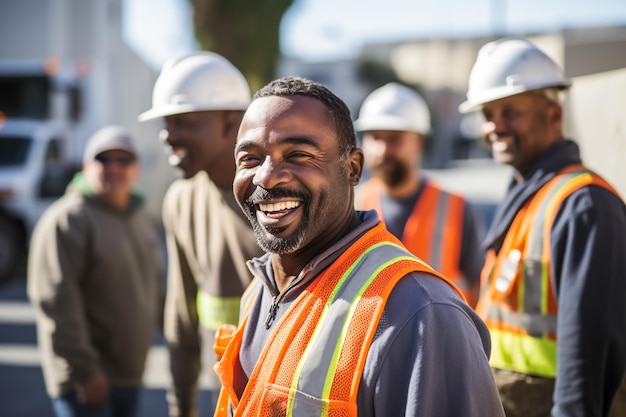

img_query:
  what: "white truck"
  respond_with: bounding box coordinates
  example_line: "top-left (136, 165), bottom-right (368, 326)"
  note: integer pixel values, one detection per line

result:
top-left (0, 1), bottom-right (178, 281)
top-left (0, 56), bottom-right (176, 281)
top-left (0, 59), bottom-right (90, 279)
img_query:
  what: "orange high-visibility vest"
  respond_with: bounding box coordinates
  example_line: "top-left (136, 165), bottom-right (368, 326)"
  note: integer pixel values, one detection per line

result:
top-left (213, 223), bottom-right (464, 417)
top-left (359, 179), bottom-right (466, 293)
top-left (476, 165), bottom-right (621, 377)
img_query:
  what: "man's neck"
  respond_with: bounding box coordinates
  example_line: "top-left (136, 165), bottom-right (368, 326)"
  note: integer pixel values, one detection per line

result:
top-left (269, 212), bottom-right (362, 293)
top-left (101, 193), bottom-right (130, 211)
top-left (271, 255), bottom-right (298, 293)
top-left (206, 154), bottom-right (237, 189)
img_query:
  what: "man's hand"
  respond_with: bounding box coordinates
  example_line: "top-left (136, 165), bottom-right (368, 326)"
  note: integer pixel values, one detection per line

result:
top-left (76, 371), bottom-right (109, 405)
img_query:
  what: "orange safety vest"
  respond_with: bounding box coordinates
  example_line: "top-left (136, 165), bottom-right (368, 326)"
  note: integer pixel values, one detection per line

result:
top-left (213, 223), bottom-right (464, 417)
top-left (359, 179), bottom-right (466, 294)
top-left (476, 165), bottom-right (620, 377)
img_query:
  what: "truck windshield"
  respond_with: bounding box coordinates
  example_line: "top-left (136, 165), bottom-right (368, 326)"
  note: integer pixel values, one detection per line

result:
top-left (0, 75), bottom-right (51, 120)
top-left (0, 137), bottom-right (32, 167)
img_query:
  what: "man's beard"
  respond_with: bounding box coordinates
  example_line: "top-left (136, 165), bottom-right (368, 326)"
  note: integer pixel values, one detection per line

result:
top-left (250, 218), bottom-right (309, 254)
top-left (243, 187), bottom-right (311, 254)
top-left (372, 157), bottom-right (408, 188)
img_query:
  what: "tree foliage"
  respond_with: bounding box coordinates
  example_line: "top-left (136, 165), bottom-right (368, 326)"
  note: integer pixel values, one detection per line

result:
top-left (187, 0), bottom-right (295, 92)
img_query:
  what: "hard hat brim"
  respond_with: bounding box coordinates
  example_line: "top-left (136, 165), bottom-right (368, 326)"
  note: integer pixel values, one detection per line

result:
top-left (354, 115), bottom-right (430, 135)
top-left (458, 81), bottom-right (572, 113)
top-left (138, 101), bottom-right (249, 122)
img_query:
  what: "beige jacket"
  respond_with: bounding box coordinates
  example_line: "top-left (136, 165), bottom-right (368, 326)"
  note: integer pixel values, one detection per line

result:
top-left (161, 171), bottom-right (261, 417)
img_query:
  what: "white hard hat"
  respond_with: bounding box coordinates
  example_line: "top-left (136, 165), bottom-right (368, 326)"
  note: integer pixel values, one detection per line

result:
top-left (138, 51), bottom-right (251, 122)
top-left (459, 37), bottom-right (571, 113)
top-left (354, 83), bottom-right (431, 135)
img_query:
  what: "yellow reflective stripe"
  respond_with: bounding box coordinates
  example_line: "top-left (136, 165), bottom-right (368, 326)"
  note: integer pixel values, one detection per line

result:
top-left (286, 241), bottom-right (412, 417)
top-left (321, 255), bottom-right (416, 412)
top-left (196, 290), bottom-right (241, 331)
top-left (285, 241), bottom-right (386, 416)
top-left (489, 327), bottom-right (557, 377)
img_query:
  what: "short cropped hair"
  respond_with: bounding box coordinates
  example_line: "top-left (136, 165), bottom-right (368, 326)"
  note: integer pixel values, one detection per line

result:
top-left (253, 77), bottom-right (357, 157)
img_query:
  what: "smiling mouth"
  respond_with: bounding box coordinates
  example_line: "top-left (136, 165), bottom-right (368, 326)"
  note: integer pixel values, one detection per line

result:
top-left (257, 200), bottom-right (302, 216)
top-left (488, 134), bottom-right (514, 151)
top-left (166, 146), bottom-right (187, 166)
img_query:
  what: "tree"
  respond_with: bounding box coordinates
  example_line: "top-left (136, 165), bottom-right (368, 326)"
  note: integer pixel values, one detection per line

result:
top-left (188, 0), bottom-right (294, 91)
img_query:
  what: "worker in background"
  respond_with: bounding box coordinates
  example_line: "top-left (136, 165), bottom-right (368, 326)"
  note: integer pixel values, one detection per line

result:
top-left (213, 76), bottom-right (504, 416)
top-left (27, 125), bottom-right (164, 417)
top-left (459, 37), bottom-right (626, 416)
top-left (354, 83), bottom-right (485, 307)
top-left (138, 52), bottom-right (262, 417)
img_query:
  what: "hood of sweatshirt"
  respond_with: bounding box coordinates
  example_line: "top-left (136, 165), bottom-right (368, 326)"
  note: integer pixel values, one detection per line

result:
top-left (66, 171), bottom-right (145, 211)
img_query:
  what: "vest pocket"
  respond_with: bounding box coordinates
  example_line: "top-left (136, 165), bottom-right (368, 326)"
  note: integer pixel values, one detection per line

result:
top-left (258, 383), bottom-right (357, 417)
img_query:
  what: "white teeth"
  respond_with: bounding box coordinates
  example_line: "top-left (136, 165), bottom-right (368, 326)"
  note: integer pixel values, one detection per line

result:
top-left (167, 148), bottom-right (187, 166)
top-left (168, 153), bottom-right (181, 166)
top-left (259, 201), bottom-right (301, 212)
top-left (492, 138), bottom-right (512, 153)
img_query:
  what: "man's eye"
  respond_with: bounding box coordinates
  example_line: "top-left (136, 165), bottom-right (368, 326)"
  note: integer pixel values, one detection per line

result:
top-left (287, 151), bottom-right (311, 160)
top-left (237, 155), bottom-right (260, 166)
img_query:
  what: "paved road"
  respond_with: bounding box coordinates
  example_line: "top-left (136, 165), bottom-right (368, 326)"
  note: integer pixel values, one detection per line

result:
top-left (0, 262), bottom-right (217, 417)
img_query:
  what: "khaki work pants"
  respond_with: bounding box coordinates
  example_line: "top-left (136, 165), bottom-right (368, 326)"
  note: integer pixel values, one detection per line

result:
top-left (609, 373), bottom-right (626, 417)
top-left (493, 368), bottom-right (555, 417)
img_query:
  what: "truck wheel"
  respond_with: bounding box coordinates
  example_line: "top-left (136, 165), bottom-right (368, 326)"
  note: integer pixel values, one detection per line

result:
top-left (0, 215), bottom-right (21, 282)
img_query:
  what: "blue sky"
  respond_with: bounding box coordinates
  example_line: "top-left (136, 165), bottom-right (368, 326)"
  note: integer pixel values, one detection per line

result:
top-left (124, 0), bottom-right (626, 69)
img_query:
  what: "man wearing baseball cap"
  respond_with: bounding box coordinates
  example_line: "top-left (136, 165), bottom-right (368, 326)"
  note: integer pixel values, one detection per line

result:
top-left (27, 125), bottom-right (165, 417)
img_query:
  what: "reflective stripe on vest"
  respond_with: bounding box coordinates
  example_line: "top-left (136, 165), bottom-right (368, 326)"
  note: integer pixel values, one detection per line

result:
top-left (214, 223), bottom-right (463, 416)
top-left (289, 242), bottom-right (420, 416)
top-left (359, 179), bottom-right (466, 291)
top-left (197, 290), bottom-right (241, 331)
top-left (478, 166), bottom-right (619, 377)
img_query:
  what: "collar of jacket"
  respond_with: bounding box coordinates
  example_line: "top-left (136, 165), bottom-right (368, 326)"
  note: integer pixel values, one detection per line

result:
top-left (246, 210), bottom-right (380, 301)
top-left (483, 139), bottom-right (582, 252)
top-left (66, 171), bottom-right (145, 210)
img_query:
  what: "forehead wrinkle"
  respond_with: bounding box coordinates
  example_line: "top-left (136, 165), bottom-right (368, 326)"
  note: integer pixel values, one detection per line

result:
top-left (235, 134), bottom-right (322, 156)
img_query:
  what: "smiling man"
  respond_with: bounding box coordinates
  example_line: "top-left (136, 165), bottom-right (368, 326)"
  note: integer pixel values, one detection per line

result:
top-left (27, 126), bottom-right (164, 417)
top-left (138, 52), bottom-right (263, 417)
top-left (212, 76), bottom-right (504, 417)
top-left (354, 83), bottom-right (485, 307)
top-left (460, 37), bottom-right (626, 417)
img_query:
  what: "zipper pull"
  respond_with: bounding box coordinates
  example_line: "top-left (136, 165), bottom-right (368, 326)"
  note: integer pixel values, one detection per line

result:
top-left (265, 295), bottom-right (280, 329)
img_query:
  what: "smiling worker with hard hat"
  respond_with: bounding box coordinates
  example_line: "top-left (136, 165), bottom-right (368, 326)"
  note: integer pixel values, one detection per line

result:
top-left (461, 37), bottom-right (626, 417)
top-left (355, 82), bottom-right (485, 307)
top-left (139, 52), bottom-right (263, 417)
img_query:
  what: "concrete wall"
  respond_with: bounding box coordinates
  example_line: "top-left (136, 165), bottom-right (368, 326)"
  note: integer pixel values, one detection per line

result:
top-left (566, 67), bottom-right (626, 198)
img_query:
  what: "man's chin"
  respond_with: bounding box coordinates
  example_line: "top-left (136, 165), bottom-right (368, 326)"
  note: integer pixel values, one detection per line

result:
top-left (257, 236), bottom-right (300, 255)
top-left (493, 153), bottom-right (515, 167)
top-left (176, 165), bottom-right (199, 179)
top-left (253, 223), bottom-right (303, 255)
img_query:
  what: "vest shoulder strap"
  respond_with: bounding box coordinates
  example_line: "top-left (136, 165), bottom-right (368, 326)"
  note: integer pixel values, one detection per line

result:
top-left (528, 166), bottom-right (621, 262)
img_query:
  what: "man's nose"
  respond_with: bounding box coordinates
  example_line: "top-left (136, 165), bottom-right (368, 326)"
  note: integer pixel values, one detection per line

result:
top-left (481, 121), bottom-right (496, 140)
top-left (370, 138), bottom-right (390, 157)
top-left (159, 128), bottom-right (170, 144)
top-left (252, 156), bottom-right (291, 189)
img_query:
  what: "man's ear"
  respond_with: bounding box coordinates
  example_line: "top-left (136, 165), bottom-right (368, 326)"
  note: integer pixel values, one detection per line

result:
top-left (223, 111), bottom-right (244, 140)
top-left (347, 148), bottom-right (364, 186)
top-left (550, 102), bottom-right (563, 125)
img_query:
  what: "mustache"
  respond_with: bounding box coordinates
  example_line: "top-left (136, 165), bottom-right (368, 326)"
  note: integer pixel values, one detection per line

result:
top-left (246, 187), bottom-right (309, 205)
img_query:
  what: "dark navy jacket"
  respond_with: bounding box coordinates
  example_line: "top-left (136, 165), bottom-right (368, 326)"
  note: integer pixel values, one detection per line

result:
top-left (485, 140), bottom-right (626, 417)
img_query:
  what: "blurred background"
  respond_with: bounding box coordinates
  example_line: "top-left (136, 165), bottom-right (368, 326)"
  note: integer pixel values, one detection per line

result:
top-left (0, 0), bottom-right (625, 416)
